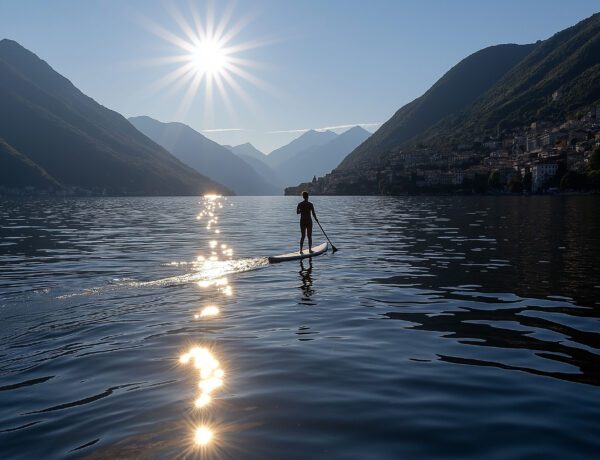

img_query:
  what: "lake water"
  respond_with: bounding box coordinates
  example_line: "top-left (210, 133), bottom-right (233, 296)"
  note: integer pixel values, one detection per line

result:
top-left (0, 196), bottom-right (599, 459)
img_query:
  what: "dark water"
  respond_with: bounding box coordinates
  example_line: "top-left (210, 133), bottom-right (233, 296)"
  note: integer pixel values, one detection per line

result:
top-left (1, 196), bottom-right (599, 459)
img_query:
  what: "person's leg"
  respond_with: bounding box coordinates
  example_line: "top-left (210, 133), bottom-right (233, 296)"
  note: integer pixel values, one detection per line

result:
top-left (300, 223), bottom-right (306, 252)
top-left (307, 222), bottom-right (313, 252)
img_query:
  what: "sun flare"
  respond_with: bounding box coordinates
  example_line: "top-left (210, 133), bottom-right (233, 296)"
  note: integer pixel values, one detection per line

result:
top-left (141, 3), bottom-right (270, 121)
top-left (189, 39), bottom-right (228, 77)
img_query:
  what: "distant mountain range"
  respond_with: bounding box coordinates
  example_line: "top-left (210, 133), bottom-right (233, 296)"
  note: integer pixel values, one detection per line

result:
top-left (0, 39), bottom-right (229, 195)
top-left (226, 142), bottom-right (266, 161)
top-left (266, 129), bottom-right (338, 170)
top-left (223, 144), bottom-right (280, 190)
top-left (277, 126), bottom-right (371, 184)
top-left (226, 128), bottom-right (371, 190)
top-left (260, 128), bottom-right (370, 186)
top-left (130, 116), bottom-right (278, 195)
top-left (290, 12), bottom-right (600, 194)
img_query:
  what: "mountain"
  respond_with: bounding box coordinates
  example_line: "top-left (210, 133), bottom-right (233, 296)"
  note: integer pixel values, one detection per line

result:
top-left (130, 116), bottom-right (279, 195)
top-left (0, 39), bottom-right (228, 195)
top-left (266, 129), bottom-right (338, 169)
top-left (0, 138), bottom-right (60, 189)
top-left (237, 153), bottom-right (281, 190)
top-left (418, 12), bottom-right (600, 146)
top-left (227, 142), bottom-right (266, 161)
top-left (338, 43), bottom-right (536, 170)
top-left (279, 126), bottom-right (371, 185)
top-left (223, 142), bottom-right (282, 192)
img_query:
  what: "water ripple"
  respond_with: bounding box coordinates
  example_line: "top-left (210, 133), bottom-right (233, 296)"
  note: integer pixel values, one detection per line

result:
top-left (0, 196), bottom-right (599, 459)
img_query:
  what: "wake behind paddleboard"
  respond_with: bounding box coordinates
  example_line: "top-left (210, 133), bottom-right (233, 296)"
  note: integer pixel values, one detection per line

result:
top-left (268, 242), bottom-right (328, 263)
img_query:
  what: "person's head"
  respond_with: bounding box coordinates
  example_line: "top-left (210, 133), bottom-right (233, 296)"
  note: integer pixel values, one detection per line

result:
top-left (302, 191), bottom-right (309, 200)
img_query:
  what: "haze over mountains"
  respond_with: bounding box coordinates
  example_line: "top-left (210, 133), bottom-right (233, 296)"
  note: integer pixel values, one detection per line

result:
top-left (0, 39), bottom-right (229, 196)
top-left (274, 126), bottom-right (371, 185)
top-left (226, 143), bottom-right (266, 162)
top-left (266, 130), bottom-right (338, 170)
top-left (224, 143), bottom-right (281, 190)
top-left (226, 128), bottom-right (372, 190)
top-left (130, 116), bottom-right (278, 195)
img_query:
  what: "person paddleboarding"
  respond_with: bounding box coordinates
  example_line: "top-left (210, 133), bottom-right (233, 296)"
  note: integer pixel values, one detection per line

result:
top-left (297, 191), bottom-right (318, 253)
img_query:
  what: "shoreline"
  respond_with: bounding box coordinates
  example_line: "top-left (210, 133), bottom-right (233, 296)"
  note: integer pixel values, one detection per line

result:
top-left (2, 191), bottom-right (599, 199)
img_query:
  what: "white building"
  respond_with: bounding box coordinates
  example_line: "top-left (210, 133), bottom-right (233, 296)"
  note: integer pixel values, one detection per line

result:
top-left (526, 134), bottom-right (539, 152)
top-left (540, 131), bottom-right (556, 147)
top-left (531, 163), bottom-right (559, 192)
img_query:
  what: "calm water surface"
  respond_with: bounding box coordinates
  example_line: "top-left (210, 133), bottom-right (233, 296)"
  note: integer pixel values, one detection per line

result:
top-left (0, 196), bottom-right (599, 459)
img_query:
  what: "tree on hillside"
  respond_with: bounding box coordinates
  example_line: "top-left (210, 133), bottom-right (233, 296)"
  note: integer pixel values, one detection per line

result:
top-left (546, 162), bottom-right (567, 189)
top-left (589, 147), bottom-right (600, 171)
top-left (560, 171), bottom-right (588, 191)
top-left (508, 176), bottom-right (523, 193)
top-left (467, 174), bottom-right (489, 194)
top-left (488, 170), bottom-right (502, 190)
top-left (522, 171), bottom-right (532, 192)
top-left (588, 170), bottom-right (600, 190)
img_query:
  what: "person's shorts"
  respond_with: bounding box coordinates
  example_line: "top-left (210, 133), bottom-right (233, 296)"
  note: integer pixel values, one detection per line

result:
top-left (300, 219), bottom-right (312, 229)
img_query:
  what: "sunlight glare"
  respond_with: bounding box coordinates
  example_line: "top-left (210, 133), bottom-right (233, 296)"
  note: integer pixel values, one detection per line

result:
top-left (200, 305), bottom-right (220, 317)
top-left (190, 39), bottom-right (227, 77)
top-left (195, 393), bottom-right (212, 408)
top-left (195, 426), bottom-right (213, 446)
top-left (141, 2), bottom-right (271, 122)
top-left (180, 346), bottom-right (225, 412)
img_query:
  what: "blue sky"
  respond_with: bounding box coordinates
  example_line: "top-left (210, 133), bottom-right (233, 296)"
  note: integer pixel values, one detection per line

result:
top-left (1, 0), bottom-right (598, 153)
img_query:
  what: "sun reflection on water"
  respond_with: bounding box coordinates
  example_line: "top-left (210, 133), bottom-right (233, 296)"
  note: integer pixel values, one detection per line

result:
top-left (199, 305), bottom-right (220, 317)
top-left (180, 347), bottom-right (224, 450)
top-left (194, 426), bottom-right (213, 446)
top-left (182, 194), bottom-right (234, 452)
top-left (180, 345), bottom-right (225, 447)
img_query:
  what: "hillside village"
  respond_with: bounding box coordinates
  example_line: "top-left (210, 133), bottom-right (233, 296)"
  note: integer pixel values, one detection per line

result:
top-left (286, 105), bottom-right (600, 196)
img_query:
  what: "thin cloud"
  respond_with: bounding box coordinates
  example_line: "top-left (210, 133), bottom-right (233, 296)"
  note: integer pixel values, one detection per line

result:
top-left (201, 128), bottom-right (248, 133)
top-left (267, 122), bottom-right (382, 134)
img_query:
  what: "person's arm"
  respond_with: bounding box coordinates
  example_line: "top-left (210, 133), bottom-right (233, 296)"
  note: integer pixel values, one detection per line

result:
top-left (311, 203), bottom-right (318, 221)
top-left (296, 204), bottom-right (301, 214)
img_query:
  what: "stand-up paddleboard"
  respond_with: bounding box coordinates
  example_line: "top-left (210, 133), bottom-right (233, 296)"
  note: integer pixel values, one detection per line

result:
top-left (268, 242), bottom-right (328, 263)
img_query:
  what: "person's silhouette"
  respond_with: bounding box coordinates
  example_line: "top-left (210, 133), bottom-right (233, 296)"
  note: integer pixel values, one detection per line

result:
top-left (296, 191), bottom-right (318, 253)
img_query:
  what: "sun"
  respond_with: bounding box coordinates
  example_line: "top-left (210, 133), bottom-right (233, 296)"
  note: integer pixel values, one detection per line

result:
top-left (189, 39), bottom-right (228, 77)
top-left (139, 2), bottom-right (270, 121)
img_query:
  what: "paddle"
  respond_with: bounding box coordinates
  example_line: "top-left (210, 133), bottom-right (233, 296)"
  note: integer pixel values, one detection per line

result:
top-left (315, 219), bottom-right (338, 253)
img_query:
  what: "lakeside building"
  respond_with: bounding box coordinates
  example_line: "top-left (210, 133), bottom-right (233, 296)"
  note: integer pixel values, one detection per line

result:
top-left (532, 163), bottom-right (559, 192)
